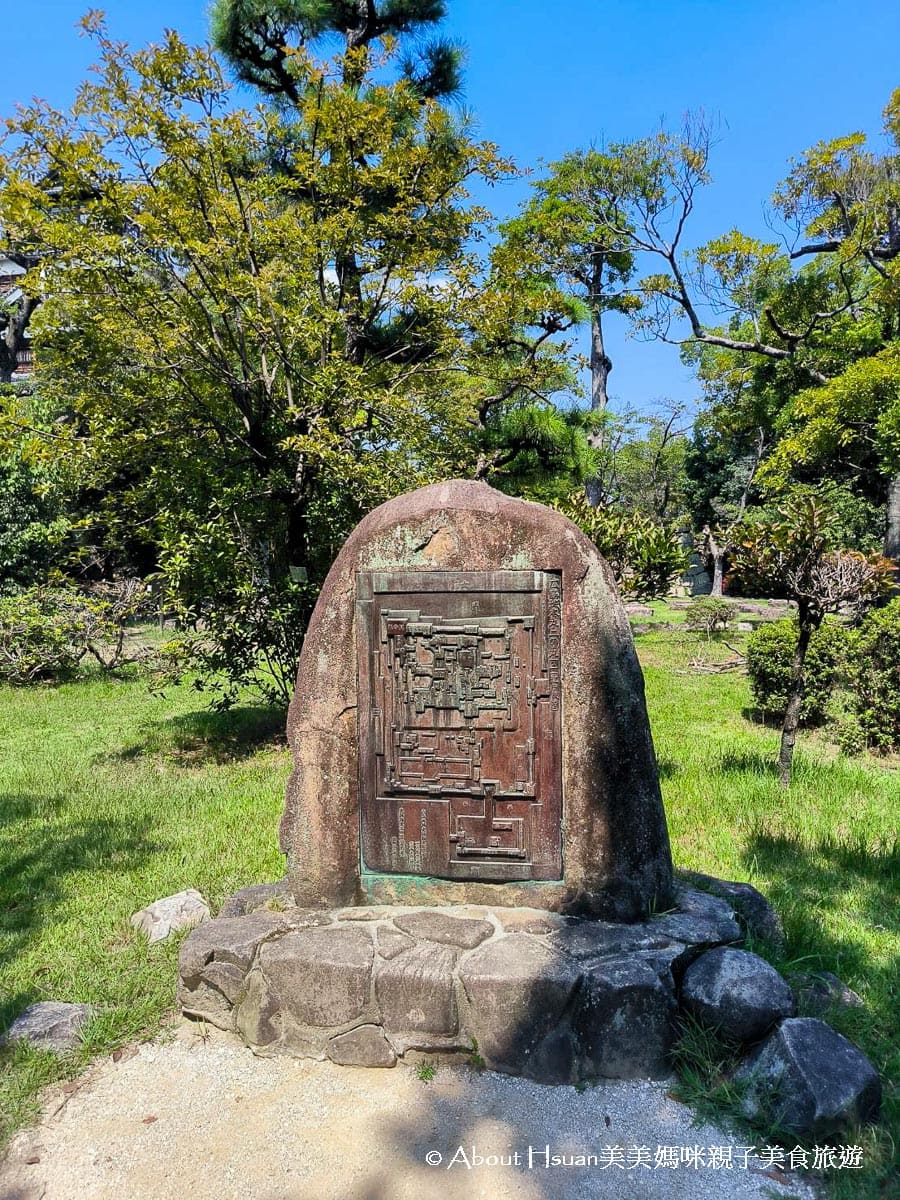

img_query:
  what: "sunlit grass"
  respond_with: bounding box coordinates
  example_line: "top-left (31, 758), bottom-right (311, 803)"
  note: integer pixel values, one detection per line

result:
top-left (0, 619), bottom-right (896, 1198)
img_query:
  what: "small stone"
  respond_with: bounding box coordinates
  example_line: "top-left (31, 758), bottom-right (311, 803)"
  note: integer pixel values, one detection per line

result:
top-left (574, 957), bottom-right (676, 1080)
top-left (131, 889), bottom-right (210, 944)
top-left (393, 911), bottom-right (493, 949)
top-left (375, 943), bottom-right (458, 1035)
top-left (327, 1024), bottom-right (396, 1067)
top-left (494, 909), bottom-right (567, 935)
top-left (677, 873), bottom-right (784, 949)
top-left (179, 912), bottom-right (292, 986)
top-left (735, 1017), bottom-right (881, 1136)
top-left (217, 879), bottom-right (292, 918)
top-left (336, 908), bottom-right (380, 921)
top-left (736, 621), bottom-right (754, 632)
top-left (794, 971), bottom-right (863, 1017)
top-left (376, 928), bottom-right (416, 960)
top-left (459, 935), bottom-right (580, 1080)
top-left (681, 947), bottom-right (795, 1042)
top-left (257, 926), bottom-right (374, 1028)
top-left (648, 901), bottom-right (741, 949)
top-left (3, 1002), bottom-right (93, 1053)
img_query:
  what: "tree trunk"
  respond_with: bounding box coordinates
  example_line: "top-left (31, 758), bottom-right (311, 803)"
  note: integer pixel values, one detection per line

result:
top-left (590, 304), bottom-right (611, 415)
top-left (885, 470), bottom-right (900, 563)
top-left (777, 609), bottom-right (818, 788)
top-left (703, 526), bottom-right (725, 596)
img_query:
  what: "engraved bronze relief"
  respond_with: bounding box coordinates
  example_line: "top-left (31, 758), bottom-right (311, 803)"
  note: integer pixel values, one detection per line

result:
top-left (357, 570), bottom-right (563, 881)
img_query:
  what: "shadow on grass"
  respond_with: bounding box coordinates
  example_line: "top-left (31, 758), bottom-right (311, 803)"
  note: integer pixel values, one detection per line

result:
top-left (108, 705), bottom-right (288, 766)
top-left (739, 829), bottom-right (899, 1053)
top-left (0, 794), bottom-right (160, 1031)
top-left (717, 748), bottom-right (779, 776)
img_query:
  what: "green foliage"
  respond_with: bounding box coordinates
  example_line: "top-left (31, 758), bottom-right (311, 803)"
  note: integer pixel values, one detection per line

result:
top-left (746, 618), bottom-right (850, 723)
top-left (0, 589), bottom-right (87, 684)
top-left (0, 582), bottom-right (154, 685)
top-left (555, 491), bottom-right (686, 598)
top-left (684, 596), bottom-right (733, 636)
top-left (845, 599), bottom-right (900, 753)
top-left (0, 21), bottom-right (575, 705)
top-left (731, 495), bottom-right (893, 615)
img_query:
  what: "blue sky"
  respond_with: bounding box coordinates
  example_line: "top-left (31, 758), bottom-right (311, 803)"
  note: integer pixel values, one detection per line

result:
top-left (4, 1), bottom-right (899, 417)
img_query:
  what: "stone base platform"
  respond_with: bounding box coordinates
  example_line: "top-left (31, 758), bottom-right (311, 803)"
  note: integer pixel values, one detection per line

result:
top-left (177, 883), bottom-right (744, 1084)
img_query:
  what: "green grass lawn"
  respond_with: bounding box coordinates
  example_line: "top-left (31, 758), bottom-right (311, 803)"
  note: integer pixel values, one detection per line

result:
top-left (0, 619), bottom-right (897, 1197)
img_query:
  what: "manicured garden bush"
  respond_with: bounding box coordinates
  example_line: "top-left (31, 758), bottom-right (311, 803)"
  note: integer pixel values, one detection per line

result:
top-left (745, 617), bottom-right (849, 724)
top-left (846, 599), bottom-right (900, 753)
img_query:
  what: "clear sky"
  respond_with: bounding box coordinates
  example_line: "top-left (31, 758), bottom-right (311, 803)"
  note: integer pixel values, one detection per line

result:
top-left (4, 1), bottom-right (900, 417)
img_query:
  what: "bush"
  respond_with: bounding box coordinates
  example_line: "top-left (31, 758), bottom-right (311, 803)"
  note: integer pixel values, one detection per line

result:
top-left (0, 588), bottom-right (89, 683)
top-left (554, 492), bottom-right (686, 599)
top-left (0, 581), bottom-right (155, 685)
top-left (684, 596), bottom-right (734, 636)
top-left (846, 599), bottom-right (900, 752)
top-left (745, 618), bottom-right (849, 724)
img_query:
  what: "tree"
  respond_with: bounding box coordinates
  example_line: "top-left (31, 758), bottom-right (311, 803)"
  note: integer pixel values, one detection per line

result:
top-left (732, 496), bottom-right (892, 786)
top-left (0, 20), bottom-right (572, 704)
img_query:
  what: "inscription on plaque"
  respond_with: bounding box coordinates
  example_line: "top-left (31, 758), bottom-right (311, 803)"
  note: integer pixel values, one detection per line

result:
top-left (357, 570), bottom-right (563, 882)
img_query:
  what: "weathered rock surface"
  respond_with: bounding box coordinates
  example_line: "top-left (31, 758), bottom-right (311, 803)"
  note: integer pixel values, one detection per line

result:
top-left (459, 936), bottom-right (580, 1081)
top-left (574, 957), bottom-right (677, 1080)
top-left (327, 1024), bottom-right (396, 1067)
top-left (178, 890), bottom-right (768, 1085)
top-left (217, 879), bottom-right (292, 918)
top-left (681, 948), bottom-right (795, 1041)
top-left (131, 889), bottom-right (210, 944)
top-left (677, 872), bottom-right (784, 948)
top-left (257, 926), bottom-right (374, 1028)
top-left (735, 1017), bottom-right (881, 1136)
top-left (375, 943), bottom-right (458, 1036)
top-left (280, 479), bottom-right (673, 919)
top-left (793, 971), bottom-right (864, 1017)
top-left (393, 911), bottom-right (493, 949)
top-left (3, 1002), bottom-right (93, 1053)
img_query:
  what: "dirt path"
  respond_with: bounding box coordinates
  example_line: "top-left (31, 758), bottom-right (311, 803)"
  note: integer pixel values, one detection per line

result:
top-left (1, 1025), bottom-right (817, 1200)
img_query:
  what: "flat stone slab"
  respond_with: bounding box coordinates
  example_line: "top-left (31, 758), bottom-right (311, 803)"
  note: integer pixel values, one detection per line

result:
top-left (327, 1024), bottom-right (396, 1067)
top-left (460, 935), bottom-right (580, 1080)
top-left (131, 889), bottom-right (210, 944)
top-left (393, 911), bottom-right (493, 948)
top-left (735, 1017), bottom-right (881, 1136)
top-left (3, 1002), bottom-right (93, 1053)
top-left (681, 947), bottom-right (794, 1042)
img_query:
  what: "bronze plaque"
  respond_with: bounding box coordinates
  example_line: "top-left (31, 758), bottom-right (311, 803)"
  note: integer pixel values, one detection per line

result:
top-left (357, 570), bottom-right (563, 881)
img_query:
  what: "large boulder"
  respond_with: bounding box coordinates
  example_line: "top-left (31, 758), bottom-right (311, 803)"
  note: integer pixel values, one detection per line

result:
top-left (280, 480), bottom-right (673, 920)
top-left (681, 947), bottom-right (794, 1042)
top-left (735, 1017), bottom-right (881, 1136)
top-left (573, 957), bottom-right (677, 1079)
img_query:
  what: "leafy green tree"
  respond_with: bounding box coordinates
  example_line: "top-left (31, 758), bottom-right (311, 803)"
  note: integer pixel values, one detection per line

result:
top-left (732, 496), bottom-right (892, 786)
top-left (0, 20), bottom-right (571, 704)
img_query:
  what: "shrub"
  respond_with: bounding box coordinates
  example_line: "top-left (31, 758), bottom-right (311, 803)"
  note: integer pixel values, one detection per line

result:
top-left (0, 581), bottom-right (155, 685)
top-left (745, 618), bottom-right (849, 724)
top-left (554, 492), bottom-right (686, 599)
top-left (0, 588), bottom-right (88, 683)
top-left (846, 599), bottom-right (900, 753)
top-left (684, 596), bottom-right (734, 636)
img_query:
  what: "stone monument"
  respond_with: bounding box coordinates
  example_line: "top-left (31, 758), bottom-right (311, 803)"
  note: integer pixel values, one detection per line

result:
top-left (280, 479), bottom-right (673, 920)
top-left (176, 481), bottom-right (881, 1126)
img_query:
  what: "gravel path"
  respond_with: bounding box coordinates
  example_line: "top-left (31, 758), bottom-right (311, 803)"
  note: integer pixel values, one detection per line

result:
top-left (1, 1025), bottom-right (818, 1200)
